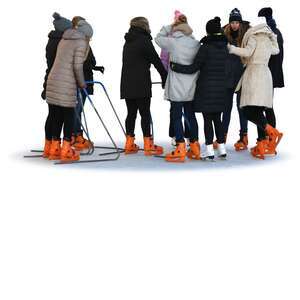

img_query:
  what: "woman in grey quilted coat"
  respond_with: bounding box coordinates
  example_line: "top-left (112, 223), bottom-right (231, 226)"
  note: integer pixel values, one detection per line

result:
top-left (155, 15), bottom-right (200, 162)
top-left (45, 20), bottom-right (93, 162)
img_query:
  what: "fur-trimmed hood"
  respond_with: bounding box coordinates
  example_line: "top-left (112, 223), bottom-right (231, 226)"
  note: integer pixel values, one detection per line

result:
top-left (241, 23), bottom-right (273, 47)
top-left (172, 23), bottom-right (193, 36)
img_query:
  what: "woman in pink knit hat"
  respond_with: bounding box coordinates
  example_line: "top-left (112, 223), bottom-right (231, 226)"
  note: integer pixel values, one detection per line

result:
top-left (160, 11), bottom-right (191, 147)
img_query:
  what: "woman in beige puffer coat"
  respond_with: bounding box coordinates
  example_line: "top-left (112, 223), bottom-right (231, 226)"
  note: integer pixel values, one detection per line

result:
top-left (45, 20), bottom-right (93, 162)
top-left (228, 23), bottom-right (283, 159)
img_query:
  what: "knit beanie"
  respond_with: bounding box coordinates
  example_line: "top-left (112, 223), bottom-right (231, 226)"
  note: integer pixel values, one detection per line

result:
top-left (174, 10), bottom-right (183, 21)
top-left (206, 16), bottom-right (222, 35)
top-left (229, 8), bottom-right (243, 23)
top-left (52, 12), bottom-right (72, 32)
top-left (258, 7), bottom-right (273, 20)
top-left (258, 7), bottom-right (277, 30)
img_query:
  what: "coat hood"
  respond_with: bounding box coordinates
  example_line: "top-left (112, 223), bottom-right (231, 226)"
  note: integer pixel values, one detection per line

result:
top-left (63, 28), bottom-right (86, 40)
top-left (172, 23), bottom-right (193, 36)
top-left (250, 23), bottom-right (273, 35)
top-left (242, 23), bottom-right (273, 47)
top-left (124, 26), bottom-right (152, 42)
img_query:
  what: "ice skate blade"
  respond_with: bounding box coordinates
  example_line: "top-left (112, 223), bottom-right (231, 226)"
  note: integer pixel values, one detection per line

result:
top-left (187, 156), bottom-right (201, 160)
top-left (165, 157), bottom-right (185, 163)
top-left (144, 151), bottom-right (164, 156)
top-left (201, 156), bottom-right (215, 162)
top-left (48, 156), bottom-right (61, 161)
top-left (125, 150), bottom-right (139, 155)
top-left (60, 157), bottom-right (80, 163)
top-left (235, 147), bottom-right (247, 151)
top-left (187, 152), bottom-right (200, 160)
top-left (218, 155), bottom-right (227, 160)
top-left (251, 154), bottom-right (265, 160)
top-left (264, 152), bottom-right (277, 157)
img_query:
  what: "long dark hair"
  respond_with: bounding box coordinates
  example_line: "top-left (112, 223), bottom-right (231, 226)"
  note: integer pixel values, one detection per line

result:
top-left (224, 22), bottom-right (250, 47)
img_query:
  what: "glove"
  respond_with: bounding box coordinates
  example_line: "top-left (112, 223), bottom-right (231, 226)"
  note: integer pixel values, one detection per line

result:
top-left (94, 66), bottom-right (105, 74)
top-left (79, 83), bottom-right (87, 89)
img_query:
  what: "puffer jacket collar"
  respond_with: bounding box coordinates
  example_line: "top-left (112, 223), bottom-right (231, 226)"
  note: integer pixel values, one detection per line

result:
top-left (63, 28), bottom-right (86, 40)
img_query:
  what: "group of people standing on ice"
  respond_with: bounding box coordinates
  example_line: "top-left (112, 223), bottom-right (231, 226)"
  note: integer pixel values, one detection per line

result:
top-left (41, 7), bottom-right (284, 163)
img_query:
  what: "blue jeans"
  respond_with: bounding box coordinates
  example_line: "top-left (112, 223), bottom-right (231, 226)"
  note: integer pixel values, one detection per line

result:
top-left (170, 101), bottom-right (198, 143)
top-left (169, 103), bottom-right (190, 138)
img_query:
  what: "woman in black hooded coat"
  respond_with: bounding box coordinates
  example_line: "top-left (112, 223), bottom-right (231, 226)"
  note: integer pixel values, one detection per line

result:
top-left (120, 17), bottom-right (167, 156)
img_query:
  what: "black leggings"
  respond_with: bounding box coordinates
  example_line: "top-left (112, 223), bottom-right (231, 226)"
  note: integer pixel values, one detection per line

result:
top-left (265, 108), bottom-right (276, 128)
top-left (125, 98), bottom-right (152, 137)
top-left (202, 112), bottom-right (225, 145)
top-left (242, 106), bottom-right (268, 141)
top-left (256, 108), bottom-right (276, 140)
top-left (45, 104), bottom-right (75, 141)
top-left (45, 104), bottom-right (53, 141)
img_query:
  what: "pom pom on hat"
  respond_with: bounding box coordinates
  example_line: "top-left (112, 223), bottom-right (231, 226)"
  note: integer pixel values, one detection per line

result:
top-left (206, 16), bottom-right (222, 35)
top-left (174, 10), bottom-right (183, 21)
top-left (229, 8), bottom-right (242, 23)
top-left (258, 7), bottom-right (273, 20)
top-left (52, 12), bottom-right (72, 32)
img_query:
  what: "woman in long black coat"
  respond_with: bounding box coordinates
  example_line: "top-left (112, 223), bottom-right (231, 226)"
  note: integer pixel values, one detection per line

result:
top-left (258, 7), bottom-right (284, 136)
top-left (171, 17), bottom-right (229, 160)
top-left (121, 17), bottom-right (167, 156)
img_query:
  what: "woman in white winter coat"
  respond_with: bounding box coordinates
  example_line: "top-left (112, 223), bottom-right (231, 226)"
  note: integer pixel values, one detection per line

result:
top-left (155, 16), bottom-right (200, 162)
top-left (228, 22), bottom-right (283, 159)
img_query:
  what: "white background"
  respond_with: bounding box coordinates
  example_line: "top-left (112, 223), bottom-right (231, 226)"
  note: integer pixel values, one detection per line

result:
top-left (1, 0), bottom-right (299, 299)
